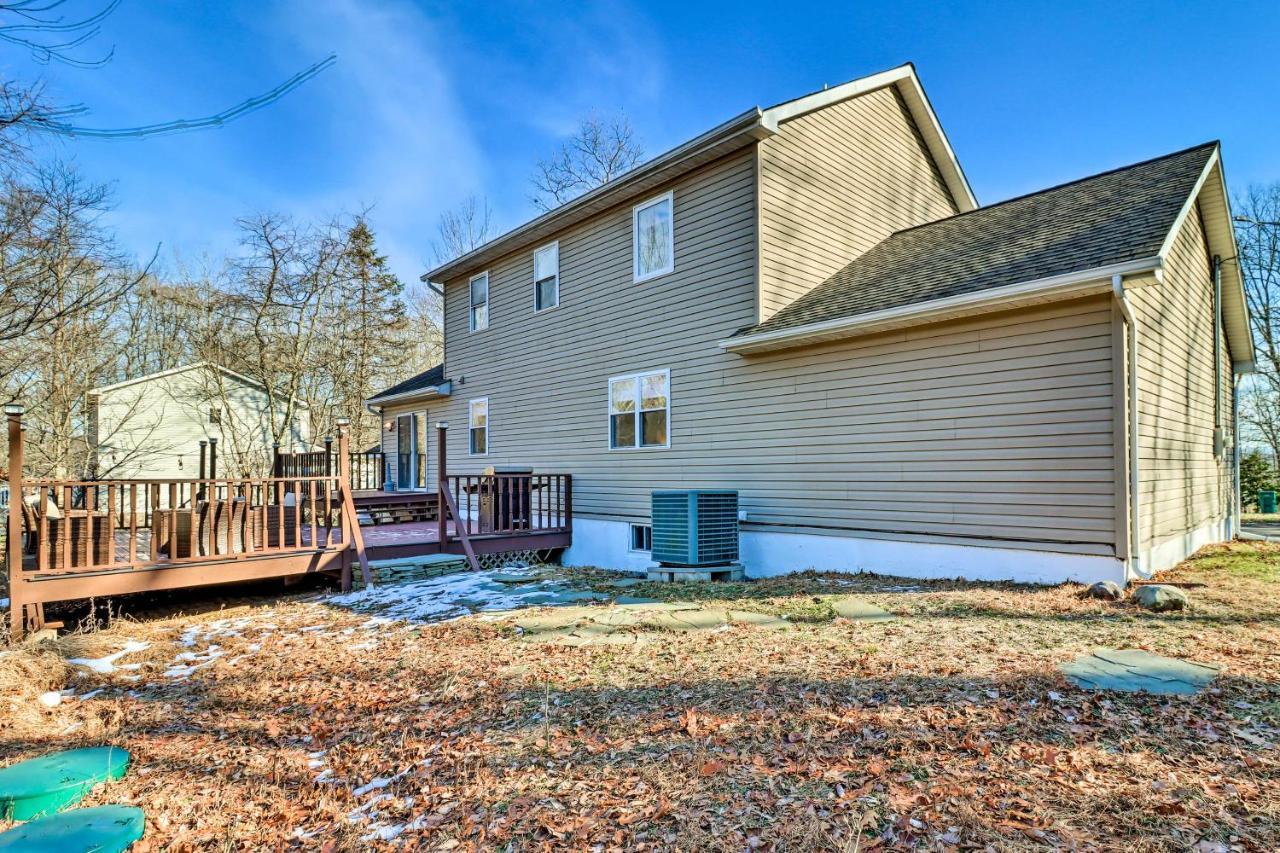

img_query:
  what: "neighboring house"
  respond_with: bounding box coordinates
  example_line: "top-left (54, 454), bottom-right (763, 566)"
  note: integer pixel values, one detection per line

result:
top-left (88, 363), bottom-right (310, 479)
top-left (369, 63), bottom-right (1251, 586)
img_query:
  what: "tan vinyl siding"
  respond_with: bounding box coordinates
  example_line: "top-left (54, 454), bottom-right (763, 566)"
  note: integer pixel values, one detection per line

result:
top-left (1130, 203), bottom-right (1232, 553)
top-left (757, 86), bottom-right (959, 321)
top-left (434, 139), bottom-right (1114, 555)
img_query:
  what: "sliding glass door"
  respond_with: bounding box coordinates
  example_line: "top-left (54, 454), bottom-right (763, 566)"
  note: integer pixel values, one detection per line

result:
top-left (395, 412), bottom-right (430, 490)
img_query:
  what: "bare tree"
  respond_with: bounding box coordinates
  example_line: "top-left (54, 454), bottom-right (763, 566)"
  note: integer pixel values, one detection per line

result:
top-left (1235, 185), bottom-right (1280, 456)
top-left (432, 195), bottom-right (493, 264)
top-left (531, 113), bottom-right (644, 211)
top-left (0, 161), bottom-right (145, 477)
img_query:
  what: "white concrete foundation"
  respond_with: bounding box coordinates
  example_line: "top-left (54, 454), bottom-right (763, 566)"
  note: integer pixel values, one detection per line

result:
top-left (562, 517), bottom-right (1126, 585)
top-left (1141, 515), bottom-right (1230, 578)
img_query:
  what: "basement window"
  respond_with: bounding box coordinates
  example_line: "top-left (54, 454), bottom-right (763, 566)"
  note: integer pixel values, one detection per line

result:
top-left (629, 523), bottom-right (652, 553)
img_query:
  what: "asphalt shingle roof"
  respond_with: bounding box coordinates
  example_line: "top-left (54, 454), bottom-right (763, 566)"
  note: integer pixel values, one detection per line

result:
top-left (368, 364), bottom-right (444, 402)
top-left (739, 142), bottom-right (1217, 338)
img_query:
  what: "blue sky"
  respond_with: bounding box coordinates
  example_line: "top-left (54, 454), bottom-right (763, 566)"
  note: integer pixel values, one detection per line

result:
top-left (7, 0), bottom-right (1280, 285)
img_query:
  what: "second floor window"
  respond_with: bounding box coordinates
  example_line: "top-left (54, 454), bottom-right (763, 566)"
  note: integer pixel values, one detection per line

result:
top-left (633, 192), bottom-right (673, 282)
top-left (609, 369), bottom-right (669, 449)
top-left (208, 407), bottom-right (221, 425)
top-left (469, 398), bottom-right (488, 455)
top-left (469, 272), bottom-right (489, 332)
top-left (534, 242), bottom-right (559, 311)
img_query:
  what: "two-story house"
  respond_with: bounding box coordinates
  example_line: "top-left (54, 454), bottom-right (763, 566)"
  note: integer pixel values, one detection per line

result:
top-left (367, 64), bottom-right (1252, 586)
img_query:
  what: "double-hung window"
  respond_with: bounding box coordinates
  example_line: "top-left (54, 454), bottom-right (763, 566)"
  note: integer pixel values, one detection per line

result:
top-left (533, 242), bottom-right (559, 311)
top-left (469, 271), bottom-right (489, 332)
top-left (469, 398), bottom-right (488, 455)
top-left (609, 369), bottom-right (669, 449)
top-left (633, 192), bottom-right (673, 282)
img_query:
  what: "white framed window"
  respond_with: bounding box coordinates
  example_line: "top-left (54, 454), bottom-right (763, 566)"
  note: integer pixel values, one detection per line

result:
top-left (533, 241), bottom-right (559, 311)
top-left (609, 369), bottom-right (669, 450)
top-left (629, 523), bottom-right (653, 553)
top-left (469, 271), bottom-right (489, 332)
top-left (633, 191), bottom-right (673, 282)
top-left (468, 397), bottom-right (488, 455)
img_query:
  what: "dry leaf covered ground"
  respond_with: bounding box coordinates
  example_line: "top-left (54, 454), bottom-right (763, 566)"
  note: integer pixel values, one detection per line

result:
top-left (1, 542), bottom-right (1278, 851)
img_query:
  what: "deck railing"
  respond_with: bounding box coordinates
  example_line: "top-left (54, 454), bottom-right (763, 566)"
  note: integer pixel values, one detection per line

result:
top-left (441, 473), bottom-right (572, 539)
top-left (13, 474), bottom-right (349, 575)
top-left (275, 448), bottom-right (385, 492)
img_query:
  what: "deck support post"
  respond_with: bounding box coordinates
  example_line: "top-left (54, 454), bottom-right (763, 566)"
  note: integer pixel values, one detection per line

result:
top-left (272, 443), bottom-right (282, 478)
top-left (324, 436), bottom-right (333, 479)
top-left (436, 422), bottom-right (448, 548)
top-left (336, 421), bottom-right (372, 587)
top-left (208, 437), bottom-right (218, 482)
top-left (7, 404), bottom-right (38, 640)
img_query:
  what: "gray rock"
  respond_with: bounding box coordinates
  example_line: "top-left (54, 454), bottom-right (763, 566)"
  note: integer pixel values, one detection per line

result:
top-left (1133, 584), bottom-right (1188, 612)
top-left (1086, 580), bottom-right (1123, 601)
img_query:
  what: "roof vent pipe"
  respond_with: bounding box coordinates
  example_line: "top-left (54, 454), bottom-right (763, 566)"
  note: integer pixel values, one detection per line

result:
top-left (1113, 274), bottom-right (1143, 580)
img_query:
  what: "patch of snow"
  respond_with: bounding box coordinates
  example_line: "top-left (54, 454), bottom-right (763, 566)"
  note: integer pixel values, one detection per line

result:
top-left (38, 691), bottom-right (63, 707)
top-left (79, 688), bottom-right (105, 701)
top-left (327, 568), bottom-right (605, 624)
top-left (353, 767), bottom-right (411, 797)
top-left (362, 823), bottom-right (407, 842)
top-left (67, 640), bottom-right (150, 674)
top-left (314, 769), bottom-right (336, 784)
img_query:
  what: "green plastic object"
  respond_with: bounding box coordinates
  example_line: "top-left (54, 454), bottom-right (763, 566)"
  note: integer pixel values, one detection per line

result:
top-left (0, 747), bottom-right (131, 821)
top-left (1259, 490), bottom-right (1277, 514)
top-left (0, 805), bottom-right (144, 852)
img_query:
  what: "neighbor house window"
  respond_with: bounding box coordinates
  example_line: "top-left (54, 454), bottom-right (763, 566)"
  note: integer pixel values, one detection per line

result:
top-left (609, 369), bottom-right (669, 449)
top-left (208, 407), bottom-right (221, 425)
top-left (469, 398), bottom-right (488, 455)
top-left (630, 523), bottom-right (653, 552)
top-left (633, 192), bottom-right (673, 282)
top-left (469, 271), bottom-right (489, 332)
top-left (533, 242), bottom-right (559, 311)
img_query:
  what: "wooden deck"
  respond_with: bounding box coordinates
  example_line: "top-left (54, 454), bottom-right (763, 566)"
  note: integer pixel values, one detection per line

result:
top-left (5, 412), bottom-right (572, 638)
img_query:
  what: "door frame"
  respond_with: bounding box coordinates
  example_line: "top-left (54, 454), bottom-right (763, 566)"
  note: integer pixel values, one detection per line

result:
top-left (394, 411), bottom-right (430, 491)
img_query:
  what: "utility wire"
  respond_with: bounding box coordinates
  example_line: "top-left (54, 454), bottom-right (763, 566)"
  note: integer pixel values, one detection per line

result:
top-left (14, 53), bottom-right (337, 139)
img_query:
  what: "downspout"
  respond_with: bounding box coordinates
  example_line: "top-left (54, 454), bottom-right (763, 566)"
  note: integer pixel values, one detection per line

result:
top-left (1212, 256), bottom-right (1228, 536)
top-left (1112, 274), bottom-right (1143, 579)
top-left (1232, 370), bottom-right (1242, 536)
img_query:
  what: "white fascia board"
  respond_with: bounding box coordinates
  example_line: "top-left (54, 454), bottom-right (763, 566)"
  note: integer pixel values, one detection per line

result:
top-left (720, 257), bottom-right (1163, 355)
top-left (1155, 145), bottom-right (1254, 366)
top-left (760, 64), bottom-right (977, 212)
top-left (365, 383), bottom-right (450, 408)
top-left (423, 109), bottom-right (768, 284)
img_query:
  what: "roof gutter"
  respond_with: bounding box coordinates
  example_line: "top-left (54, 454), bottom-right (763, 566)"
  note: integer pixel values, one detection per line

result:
top-left (720, 256), bottom-right (1164, 355)
top-left (364, 380), bottom-right (452, 408)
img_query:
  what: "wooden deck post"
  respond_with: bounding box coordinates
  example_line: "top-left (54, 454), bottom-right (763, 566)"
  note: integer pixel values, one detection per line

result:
top-left (323, 436), bottom-right (333, 479)
top-left (336, 420), bottom-right (372, 587)
top-left (436, 421), bottom-right (448, 548)
top-left (197, 440), bottom-right (208, 501)
top-left (272, 443), bottom-right (282, 478)
top-left (6, 404), bottom-right (34, 640)
top-left (208, 437), bottom-right (218, 482)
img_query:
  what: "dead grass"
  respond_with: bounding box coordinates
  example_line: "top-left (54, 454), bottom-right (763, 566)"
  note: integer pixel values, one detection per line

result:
top-left (0, 543), bottom-right (1277, 850)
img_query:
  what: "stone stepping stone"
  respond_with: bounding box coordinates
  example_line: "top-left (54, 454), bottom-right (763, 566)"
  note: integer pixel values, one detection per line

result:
top-left (830, 597), bottom-right (895, 622)
top-left (727, 610), bottom-right (792, 630)
top-left (614, 595), bottom-right (661, 605)
top-left (603, 578), bottom-right (645, 588)
top-left (491, 572), bottom-right (541, 585)
top-left (1061, 648), bottom-right (1221, 695)
top-left (0, 805), bottom-right (144, 852)
top-left (0, 747), bottom-right (131, 821)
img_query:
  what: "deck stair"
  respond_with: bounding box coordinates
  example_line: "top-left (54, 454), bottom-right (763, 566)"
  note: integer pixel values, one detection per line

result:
top-left (351, 492), bottom-right (439, 526)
